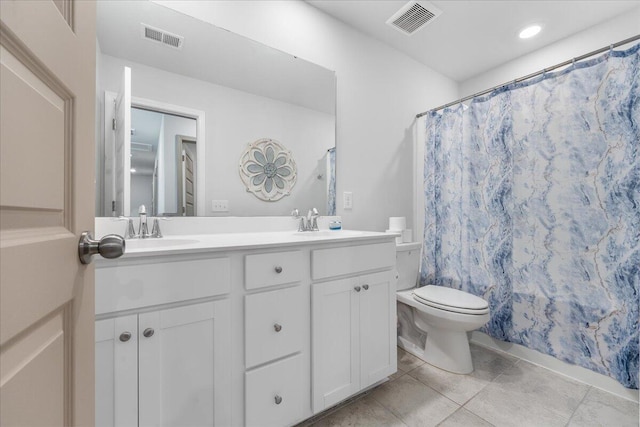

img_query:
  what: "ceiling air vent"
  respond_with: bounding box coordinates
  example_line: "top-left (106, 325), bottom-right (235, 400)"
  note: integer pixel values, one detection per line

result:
top-left (386, 1), bottom-right (442, 36)
top-left (131, 142), bottom-right (153, 152)
top-left (141, 24), bottom-right (184, 50)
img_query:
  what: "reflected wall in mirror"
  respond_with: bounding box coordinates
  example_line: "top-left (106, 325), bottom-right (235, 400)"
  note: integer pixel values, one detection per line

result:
top-left (130, 108), bottom-right (197, 216)
top-left (95, 1), bottom-right (336, 217)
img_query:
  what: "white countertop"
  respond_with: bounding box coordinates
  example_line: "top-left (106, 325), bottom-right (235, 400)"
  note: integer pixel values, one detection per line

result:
top-left (97, 230), bottom-right (397, 263)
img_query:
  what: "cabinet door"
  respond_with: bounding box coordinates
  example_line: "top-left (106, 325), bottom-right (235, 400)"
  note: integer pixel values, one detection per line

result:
top-left (95, 315), bottom-right (138, 427)
top-left (359, 271), bottom-right (397, 388)
top-left (311, 278), bottom-right (360, 412)
top-left (138, 299), bottom-right (231, 427)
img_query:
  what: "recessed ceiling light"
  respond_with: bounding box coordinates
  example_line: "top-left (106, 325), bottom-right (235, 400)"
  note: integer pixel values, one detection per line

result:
top-left (519, 24), bottom-right (542, 39)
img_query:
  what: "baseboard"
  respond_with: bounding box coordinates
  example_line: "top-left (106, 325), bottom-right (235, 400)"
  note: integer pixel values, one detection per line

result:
top-left (470, 331), bottom-right (639, 403)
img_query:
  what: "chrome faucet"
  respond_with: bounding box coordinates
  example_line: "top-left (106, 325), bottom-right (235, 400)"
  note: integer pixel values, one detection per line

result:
top-left (291, 209), bottom-right (306, 232)
top-left (138, 205), bottom-right (150, 238)
top-left (292, 208), bottom-right (320, 232)
top-left (308, 208), bottom-right (320, 231)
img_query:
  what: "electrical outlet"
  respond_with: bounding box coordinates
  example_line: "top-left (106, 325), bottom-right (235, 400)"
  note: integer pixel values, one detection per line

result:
top-left (343, 192), bottom-right (353, 210)
top-left (211, 200), bottom-right (229, 212)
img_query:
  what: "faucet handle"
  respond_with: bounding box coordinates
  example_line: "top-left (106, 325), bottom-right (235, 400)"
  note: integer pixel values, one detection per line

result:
top-left (151, 218), bottom-right (163, 238)
top-left (125, 219), bottom-right (137, 239)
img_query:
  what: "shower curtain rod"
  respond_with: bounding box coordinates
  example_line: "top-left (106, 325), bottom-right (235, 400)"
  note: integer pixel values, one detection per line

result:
top-left (416, 34), bottom-right (640, 118)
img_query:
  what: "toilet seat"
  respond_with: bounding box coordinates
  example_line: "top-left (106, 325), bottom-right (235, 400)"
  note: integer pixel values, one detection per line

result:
top-left (412, 285), bottom-right (489, 315)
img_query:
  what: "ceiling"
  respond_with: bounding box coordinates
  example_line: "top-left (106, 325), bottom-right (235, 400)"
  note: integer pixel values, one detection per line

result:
top-left (307, 1), bottom-right (639, 82)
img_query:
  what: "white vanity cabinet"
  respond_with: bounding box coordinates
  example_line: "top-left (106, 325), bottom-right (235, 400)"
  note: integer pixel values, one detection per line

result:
top-left (95, 255), bottom-right (232, 427)
top-left (310, 242), bottom-right (397, 412)
top-left (94, 231), bottom-right (397, 426)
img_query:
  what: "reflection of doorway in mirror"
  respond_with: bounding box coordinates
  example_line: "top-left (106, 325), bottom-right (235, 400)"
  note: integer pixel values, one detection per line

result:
top-left (129, 108), bottom-right (197, 216)
top-left (177, 136), bottom-right (197, 216)
top-left (99, 73), bottom-right (205, 217)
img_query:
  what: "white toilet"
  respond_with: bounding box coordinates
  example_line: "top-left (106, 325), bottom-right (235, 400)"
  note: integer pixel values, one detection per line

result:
top-left (395, 243), bottom-right (490, 374)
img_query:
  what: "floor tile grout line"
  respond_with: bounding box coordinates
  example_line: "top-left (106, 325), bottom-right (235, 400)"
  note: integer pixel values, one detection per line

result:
top-left (564, 385), bottom-right (593, 426)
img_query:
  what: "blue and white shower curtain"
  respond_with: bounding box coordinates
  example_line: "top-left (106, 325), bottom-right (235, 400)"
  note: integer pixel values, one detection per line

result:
top-left (421, 43), bottom-right (639, 389)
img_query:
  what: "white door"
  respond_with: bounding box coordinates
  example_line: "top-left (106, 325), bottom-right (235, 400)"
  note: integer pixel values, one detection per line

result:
top-left (95, 316), bottom-right (138, 427)
top-left (0, 1), bottom-right (97, 425)
top-left (359, 271), bottom-right (397, 388)
top-left (311, 278), bottom-right (360, 412)
top-left (138, 299), bottom-right (232, 426)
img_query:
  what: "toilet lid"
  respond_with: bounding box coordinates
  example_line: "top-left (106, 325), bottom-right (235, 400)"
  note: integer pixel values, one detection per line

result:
top-left (412, 286), bottom-right (489, 312)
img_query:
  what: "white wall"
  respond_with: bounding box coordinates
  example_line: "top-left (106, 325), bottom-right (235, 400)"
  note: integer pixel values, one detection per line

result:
top-left (460, 8), bottom-right (640, 96)
top-left (131, 174), bottom-right (153, 213)
top-left (98, 53), bottom-right (335, 217)
top-left (157, 0), bottom-right (458, 231)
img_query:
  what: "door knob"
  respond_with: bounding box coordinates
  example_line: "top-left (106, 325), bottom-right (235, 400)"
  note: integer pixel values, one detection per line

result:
top-left (354, 286), bottom-right (361, 292)
top-left (143, 328), bottom-right (155, 338)
top-left (119, 332), bottom-right (132, 342)
top-left (78, 232), bottom-right (125, 264)
top-left (363, 284), bottom-right (369, 290)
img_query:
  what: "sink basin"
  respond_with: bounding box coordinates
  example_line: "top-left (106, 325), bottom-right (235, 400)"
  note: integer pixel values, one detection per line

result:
top-left (125, 238), bottom-right (199, 250)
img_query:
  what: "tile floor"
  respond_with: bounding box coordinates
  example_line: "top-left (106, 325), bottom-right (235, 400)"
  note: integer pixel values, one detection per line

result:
top-left (302, 345), bottom-right (639, 427)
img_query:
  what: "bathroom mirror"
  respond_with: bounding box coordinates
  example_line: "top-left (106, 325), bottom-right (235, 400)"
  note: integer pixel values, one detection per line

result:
top-left (95, 0), bottom-right (336, 217)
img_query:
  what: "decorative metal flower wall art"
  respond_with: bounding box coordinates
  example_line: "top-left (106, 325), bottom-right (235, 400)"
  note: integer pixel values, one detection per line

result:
top-left (239, 138), bottom-right (297, 201)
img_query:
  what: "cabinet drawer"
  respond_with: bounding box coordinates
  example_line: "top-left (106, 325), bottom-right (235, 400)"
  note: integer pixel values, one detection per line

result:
top-left (245, 286), bottom-right (305, 368)
top-left (245, 251), bottom-right (304, 290)
top-left (96, 256), bottom-right (230, 315)
top-left (311, 242), bottom-right (395, 280)
top-left (245, 354), bottom-right (304, 427)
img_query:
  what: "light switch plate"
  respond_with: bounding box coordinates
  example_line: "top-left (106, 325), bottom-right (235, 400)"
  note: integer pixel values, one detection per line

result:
top-left (211, 200), bottom-right (229, 212)
top-left (343, 192), bottom-right (353, 210)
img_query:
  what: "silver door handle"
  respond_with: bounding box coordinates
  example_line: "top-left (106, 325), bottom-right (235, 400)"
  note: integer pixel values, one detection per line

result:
top-left (363, 284), bottom-right (369, 290)
top-left (78, 232), bottom-right (125, 264)
top-left (143, 328), bottom-right (155, 338)
top-left (354, 286), bottom-right (361, 292)
top-left (119, 332), bottom-right (132, 342)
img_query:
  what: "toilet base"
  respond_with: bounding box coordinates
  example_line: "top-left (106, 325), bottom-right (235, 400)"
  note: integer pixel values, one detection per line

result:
top-left (423, 327), bottom-right (473, 374)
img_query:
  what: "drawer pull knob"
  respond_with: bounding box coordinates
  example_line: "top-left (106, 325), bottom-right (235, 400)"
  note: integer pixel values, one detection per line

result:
top-left (274, 323), bottom-right (282, 332)
top-left (274, 395), bottom-right (283, 405)
top-left (354, 286), bottom-right (361, 292)
top-left (119, 332), bottom-right (131, 342)
top-left (274, 266), bottom-right (283, 274)
top-left (363, 284), bottom-right (370, 290)
top-left (143, 328), bottom-right (155, 338)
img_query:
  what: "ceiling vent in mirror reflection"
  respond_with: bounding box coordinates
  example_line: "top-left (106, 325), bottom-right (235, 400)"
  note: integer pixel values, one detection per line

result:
top-left (131, 142), bottom-right (152, 152)
top-left (386, 1), bottom-right (442, 36)
top-left (140, 23), bottom-right (184, 49)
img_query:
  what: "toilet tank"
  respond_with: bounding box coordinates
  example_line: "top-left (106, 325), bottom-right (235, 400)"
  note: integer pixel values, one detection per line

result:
top-left (396, 242), bottom-right (422, 291)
